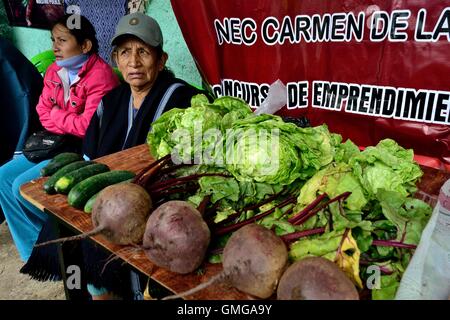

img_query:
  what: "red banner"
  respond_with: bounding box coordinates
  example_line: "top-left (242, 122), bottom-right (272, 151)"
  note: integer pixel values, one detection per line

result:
top-left (171, 0), bottom-right (450, 168)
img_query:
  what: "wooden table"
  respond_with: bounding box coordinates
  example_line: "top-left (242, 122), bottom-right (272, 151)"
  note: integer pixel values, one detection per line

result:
top-left (20, 144), bottom-right (248, 300)
top-left (20, 144), bottom-right (450, 300)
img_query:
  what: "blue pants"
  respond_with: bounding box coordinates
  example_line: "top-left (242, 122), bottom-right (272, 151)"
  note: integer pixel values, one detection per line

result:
top-left (0, 155), bottom-right (49, 261)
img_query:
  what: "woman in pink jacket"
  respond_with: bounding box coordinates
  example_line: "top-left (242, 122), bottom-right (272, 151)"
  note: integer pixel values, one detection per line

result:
top-left (0, 14), bottom-right (119, 262)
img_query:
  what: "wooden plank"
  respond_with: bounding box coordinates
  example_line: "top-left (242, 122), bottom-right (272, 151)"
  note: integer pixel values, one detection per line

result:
top-left (20, 144), bottom-right (248, 300)
top-left (20, 143), bottom-right (450, 300)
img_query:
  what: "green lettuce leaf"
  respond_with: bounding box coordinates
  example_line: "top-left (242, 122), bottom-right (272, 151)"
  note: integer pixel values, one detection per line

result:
top-left (334, 139), bottom-right (360, 163)
top-left (371, 273), bottom-right (401, 300)
top-left (377, 189), bottom-right (431, 245)
top-left (226, 115), bottom-right (338, 185)
top-left (297, 163), bottom-right (368, 211)
top-left (349, 139), bottom-right (423, 198)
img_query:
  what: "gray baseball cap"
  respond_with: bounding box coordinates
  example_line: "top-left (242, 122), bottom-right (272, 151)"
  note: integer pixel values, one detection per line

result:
top-left (111, 13), bottom-right (163, 48)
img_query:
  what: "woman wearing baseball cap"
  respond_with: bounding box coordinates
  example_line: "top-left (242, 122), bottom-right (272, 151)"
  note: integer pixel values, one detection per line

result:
top-left (83, 12), bottom-right (205, 159)
top-left (80, 12), bottom-right (210, 299)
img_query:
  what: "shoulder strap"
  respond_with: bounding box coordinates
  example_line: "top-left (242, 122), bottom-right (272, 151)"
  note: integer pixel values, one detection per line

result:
top-left (152, 82), bottom-right (184, 123)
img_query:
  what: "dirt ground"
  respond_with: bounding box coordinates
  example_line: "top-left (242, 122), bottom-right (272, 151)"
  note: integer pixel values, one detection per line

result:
top-left (0, 222), bottom-right (65, 300)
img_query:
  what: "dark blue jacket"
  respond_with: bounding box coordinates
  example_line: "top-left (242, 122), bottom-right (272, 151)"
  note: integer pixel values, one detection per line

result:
top-left (83, 70), bottom-right (205, 159)
top-left (0, 37), bottom-right (43, 165)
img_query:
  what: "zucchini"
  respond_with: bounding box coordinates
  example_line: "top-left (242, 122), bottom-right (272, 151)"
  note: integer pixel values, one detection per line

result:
top-left (83, 178), bottom-right (134, 213)
top-left (43, 160), bottom-right (95, 194)
top-left (40, 152), bottom-right (83, 176)
top-left (54, 163), bottom-right (110, 194)
top-left (68, 170), bottom-right (136, 209)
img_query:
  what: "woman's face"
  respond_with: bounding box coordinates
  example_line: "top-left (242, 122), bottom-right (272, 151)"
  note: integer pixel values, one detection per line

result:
top-left (51, 24), bottom-right (85, 60)
top-left (115, 38), bottom-right (167, 91)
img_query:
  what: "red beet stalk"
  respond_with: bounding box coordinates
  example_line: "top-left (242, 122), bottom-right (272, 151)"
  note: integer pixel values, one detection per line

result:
top-left (213, 196), bottom-right (297, 236)
top-left (150, 184), bottom-right (200, 199)
top-left (133, 154), bottom-right (171, 185)
top-left (218, 190), bottom-right (287, 226)
top-left (150, 173), bottom-right (230, 194)
top-left (372, 240), bottom-right (417, 250)
top-left (287, 193), bottom-right (327, 224)
top-left (197, 195), bottom-right (211, 216)
top-left (140, 157), bottom-right (174, 187)
top-left (280, 227), bottom-right (326, 244)
top-left (359, 260), bottom-right (394, 275)
top-left (292, 192), bottom-right (352, 226)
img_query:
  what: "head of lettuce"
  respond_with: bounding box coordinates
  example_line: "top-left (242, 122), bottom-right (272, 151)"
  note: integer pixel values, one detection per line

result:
top-left (147, 96), bottom-right (340, 186)
top-left (225, 115), bottom-right (340, 185)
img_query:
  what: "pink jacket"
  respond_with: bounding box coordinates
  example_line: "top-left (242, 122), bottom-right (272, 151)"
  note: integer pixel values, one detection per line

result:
top-left (36, 54), bottom-right (119, 138)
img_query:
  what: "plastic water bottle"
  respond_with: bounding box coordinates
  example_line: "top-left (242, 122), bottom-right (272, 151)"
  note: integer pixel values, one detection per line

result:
top-left (396, 179), bottom-right (450, 300)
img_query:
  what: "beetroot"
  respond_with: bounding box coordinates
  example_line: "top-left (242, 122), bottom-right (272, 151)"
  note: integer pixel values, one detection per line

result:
top-left (91, 183), bottom-right (152, 245)
top-left (163, 223), bottom-right (288, 300)
top-left (143, 200), bottom-right (210, 274)
top-left (222, 223), bottom-right (288, 298)
top-left (35, 183), bottom-right (152, 247)
top-left (277, 256), bottom-right (359, 300)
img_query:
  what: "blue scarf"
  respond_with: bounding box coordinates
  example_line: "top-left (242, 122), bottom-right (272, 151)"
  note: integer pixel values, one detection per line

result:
top-left (56, 54), bottom-right (89, 84)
